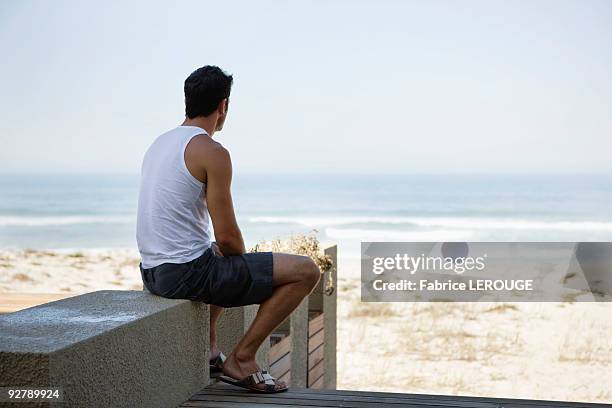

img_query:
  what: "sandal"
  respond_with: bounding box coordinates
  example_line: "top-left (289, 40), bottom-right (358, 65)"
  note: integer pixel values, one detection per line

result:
top-left (209, 352), bottom-right (226, 377)
top-left (219, 370), bottom-right (288, 393)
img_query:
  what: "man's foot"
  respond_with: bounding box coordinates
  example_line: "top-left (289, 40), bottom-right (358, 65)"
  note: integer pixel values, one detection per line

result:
top-left (221, 352), bottom-right (286, 392)
top-left (210, 347), bottom-right (221, 362)
top-left (209, 350), bottom-right (226, 377)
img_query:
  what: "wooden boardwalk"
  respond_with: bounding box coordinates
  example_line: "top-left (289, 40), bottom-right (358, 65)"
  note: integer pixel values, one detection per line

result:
top-left (181, 383), bottom-right (610, 408)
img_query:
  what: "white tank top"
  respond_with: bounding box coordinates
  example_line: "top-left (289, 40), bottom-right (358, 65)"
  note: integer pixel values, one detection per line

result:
top-left (136, 125), bottom-right (212, 269)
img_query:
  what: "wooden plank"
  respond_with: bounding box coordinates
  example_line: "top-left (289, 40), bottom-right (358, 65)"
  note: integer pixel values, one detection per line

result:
top-left (188, 392), bottom-right (498, 408)
top-left (188, 390), bottom-right (497, 407)
top-left (277, 370), bottom-right (290, 385)
top-left (184, 397), bottom-right (608, 408)
top-left (308, 371), bottom-right (324, 389)
top-left (0, 293), bottom-right (72, 313)
top-left (269, 335), bottom-right (290, 364)
top-left (489, 403), bottom-right (610, 408)
top-left (308, 360), bottom-right (324, 387)
top-left (308, 328), bottom-right (324, 353)
top-left (198, 384), bottom-right (606, 408)
top-left (308, 342), bottom-right (324, 370)
top-left (308, 313), bottom-right (324, 337)
top-left (308, 330), bottom-right (325, 354)
top-left (181, 401), bottom-right (330, 408)
top-left (269, 351), bottom-right (290, 380)
top-left (186, 397), bottom-right (409, 407)
top-left (309, 375), bottom-right (324, 389)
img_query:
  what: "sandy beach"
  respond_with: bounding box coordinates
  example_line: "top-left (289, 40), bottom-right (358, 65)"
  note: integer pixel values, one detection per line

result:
top-left (1, 249), bottom-right (610, 404)
top-left (0, 249), bottom-right (143, 294)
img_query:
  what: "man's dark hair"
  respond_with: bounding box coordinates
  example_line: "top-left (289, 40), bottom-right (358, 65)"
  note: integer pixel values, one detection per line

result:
top-left (184, 65), bottom-right (233, 118)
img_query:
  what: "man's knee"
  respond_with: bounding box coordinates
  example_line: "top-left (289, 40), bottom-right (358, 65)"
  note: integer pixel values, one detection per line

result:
top-left (298, 256), bottom-right (320, 288)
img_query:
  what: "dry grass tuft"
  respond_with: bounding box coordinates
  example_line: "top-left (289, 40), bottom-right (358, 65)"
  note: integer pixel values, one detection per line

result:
top-left (562, 272), bottom-right (576, 284)
top-left (12, 273), bottom-right (33, 282)
top-left (348, 302), bottom-right (401, 318)
top-left (484, 304), bottom-right (519, 313)
top-left (250, 231), bottom-right (332, 271)
top-left (558, 317), bottom-right (612, 364)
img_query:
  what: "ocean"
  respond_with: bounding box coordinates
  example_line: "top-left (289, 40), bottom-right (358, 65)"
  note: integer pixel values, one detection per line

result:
top-left (1, 174), bottom-right (612, 260)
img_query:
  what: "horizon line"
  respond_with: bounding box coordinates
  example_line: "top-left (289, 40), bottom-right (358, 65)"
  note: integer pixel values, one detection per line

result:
top-left (0, 171), bottom-right (611, 177)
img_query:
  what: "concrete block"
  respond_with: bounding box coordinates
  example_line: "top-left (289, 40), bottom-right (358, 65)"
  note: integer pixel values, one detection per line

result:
top-left (289, 297), bottom-right (309, 387)
top-left (0, 290), bottom-right (209, 408)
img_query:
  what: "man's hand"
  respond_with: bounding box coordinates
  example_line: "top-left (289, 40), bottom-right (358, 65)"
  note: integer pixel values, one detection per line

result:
top-left (211, 242), bottom-right (224, 257)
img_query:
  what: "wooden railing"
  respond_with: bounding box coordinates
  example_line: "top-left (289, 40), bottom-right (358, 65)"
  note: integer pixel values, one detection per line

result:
top-left (307, 312), bottom-right (325, 387)
top-left (268, 244), bottom-right (337, 389)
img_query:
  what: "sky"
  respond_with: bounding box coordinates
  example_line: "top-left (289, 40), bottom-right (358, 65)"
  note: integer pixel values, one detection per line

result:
top-left (0, 0), bottom-right (611, 175)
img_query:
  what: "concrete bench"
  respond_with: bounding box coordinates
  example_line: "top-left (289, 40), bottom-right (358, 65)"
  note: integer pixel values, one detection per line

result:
top-left (0, 290), bottom-right (210, 407)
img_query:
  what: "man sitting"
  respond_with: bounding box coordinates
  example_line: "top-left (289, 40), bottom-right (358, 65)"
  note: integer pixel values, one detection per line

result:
top-left (136, 65), bottom-right (320, 393)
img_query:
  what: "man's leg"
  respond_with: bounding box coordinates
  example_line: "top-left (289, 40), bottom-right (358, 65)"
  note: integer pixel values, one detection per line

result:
top-left (222, 253), bottom-right (320, 390)
top-left (210, 305), bottom-right (224, 359)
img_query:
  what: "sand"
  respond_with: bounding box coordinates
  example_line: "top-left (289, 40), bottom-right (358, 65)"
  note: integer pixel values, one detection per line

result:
top-left (0, 249), bottom-right (610, 404)
top-left (0, 249), bottom-right (143, 294)
top-left (337, 277), bottom-right (612, 403)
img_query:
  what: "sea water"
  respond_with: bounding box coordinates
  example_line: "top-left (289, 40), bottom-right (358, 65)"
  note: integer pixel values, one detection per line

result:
top-left (1, 174), bottom-right (611, 261)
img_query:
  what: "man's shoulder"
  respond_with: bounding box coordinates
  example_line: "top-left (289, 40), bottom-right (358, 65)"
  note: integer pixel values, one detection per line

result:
top-left (184, 134), bottom-right (231, 178)
top-left (188, 134), bottom-right (229, 159)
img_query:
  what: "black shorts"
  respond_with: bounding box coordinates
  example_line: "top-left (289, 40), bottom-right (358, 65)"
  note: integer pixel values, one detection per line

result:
top-left (139, 248), bottom-right (274, 308)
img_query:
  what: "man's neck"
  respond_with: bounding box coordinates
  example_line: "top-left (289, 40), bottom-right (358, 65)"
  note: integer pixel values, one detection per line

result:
top-left (182, 117), bottom-right (216, 137)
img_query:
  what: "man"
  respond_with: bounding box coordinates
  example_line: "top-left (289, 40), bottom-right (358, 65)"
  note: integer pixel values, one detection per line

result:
top-left (136, 65), bottom-right (320, 393)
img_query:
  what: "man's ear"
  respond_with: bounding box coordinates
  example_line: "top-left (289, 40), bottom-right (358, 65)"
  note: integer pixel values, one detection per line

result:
top-left (218, 98), bottom-right (228, 115)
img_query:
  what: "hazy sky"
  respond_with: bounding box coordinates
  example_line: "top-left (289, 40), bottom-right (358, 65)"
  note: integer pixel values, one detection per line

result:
top-left (1, 0), bottom-right (611, 175)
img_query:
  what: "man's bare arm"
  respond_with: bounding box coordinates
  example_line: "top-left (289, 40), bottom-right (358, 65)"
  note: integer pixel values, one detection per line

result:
top-left (205, 145), bottom-right (245, 256)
